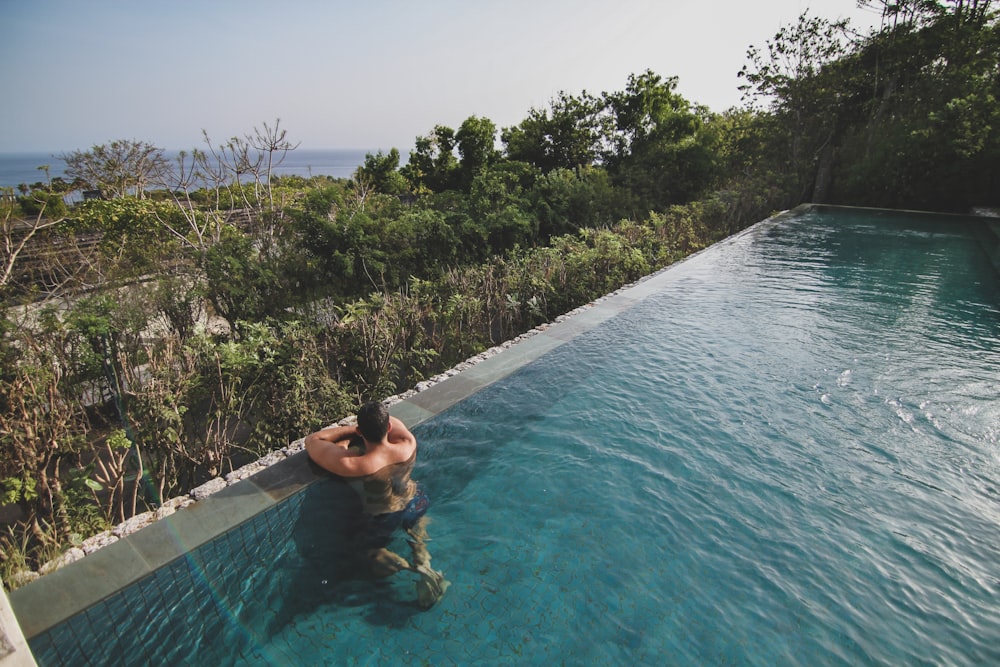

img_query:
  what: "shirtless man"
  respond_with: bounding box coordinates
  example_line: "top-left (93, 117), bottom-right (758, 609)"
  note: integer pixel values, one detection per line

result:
top-left (304, 401), bottom-right (447, 608)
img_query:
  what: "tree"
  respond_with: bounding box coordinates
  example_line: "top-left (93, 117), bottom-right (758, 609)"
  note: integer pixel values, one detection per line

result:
top-left (729, 3), bottom-right (1000, 210)
top-left (502, 91), bottom-right (603, 172)
top-left (467, 162), bottom-right (537, 252)
top-left (402, 125), bottom-right (460, 193)
top-left (455, 115), bottom-right (501, 189)
top-left (355, 149), bottom-right (409, 195)
top-left (817, 2), bottom-right (1000, 208)
top-left (404, 117), bottom-right (502, 193)
top-left (708, 108), bottom-right (795, 224)
top-left (198, 119), bottom-right (299, 215)
top-left (601, 71), bottom-right (722, 210)
top-left (201, 226), bottom-right (285, 328)
top-left (384, 208), bottom-right (459, 280)
top-left (526, 166), bottom-right (627, 239)
top-left (60, 140), bottom-right (168, 199)
top-left (0, 307), bottom-right (95, 543)
top-left (70, 197), bottom-right (180, 279)
top-left (737, 13), bottom-right (858, 202)
top-left (859, 0), bottom-right (997, 31)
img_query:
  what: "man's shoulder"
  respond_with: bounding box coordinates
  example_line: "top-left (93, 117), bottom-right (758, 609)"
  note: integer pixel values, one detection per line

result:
top-left (388, 440), bottom-right (417, 463)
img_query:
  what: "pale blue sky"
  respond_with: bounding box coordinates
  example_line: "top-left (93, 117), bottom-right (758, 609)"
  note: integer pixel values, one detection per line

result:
top-left (1, 0), bottom-right (882, 154)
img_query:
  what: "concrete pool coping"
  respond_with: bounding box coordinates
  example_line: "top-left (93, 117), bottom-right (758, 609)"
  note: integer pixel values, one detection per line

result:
top-left (5, 203), bottom-right (998, 651)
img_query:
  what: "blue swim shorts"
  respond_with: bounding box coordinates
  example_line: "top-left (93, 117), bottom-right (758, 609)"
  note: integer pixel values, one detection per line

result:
top-left (362, 486), bottom-right (429, 548)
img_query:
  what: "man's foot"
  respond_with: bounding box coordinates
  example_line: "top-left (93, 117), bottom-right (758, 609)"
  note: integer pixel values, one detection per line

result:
top-left (414, 564), bottom-right (449, 609)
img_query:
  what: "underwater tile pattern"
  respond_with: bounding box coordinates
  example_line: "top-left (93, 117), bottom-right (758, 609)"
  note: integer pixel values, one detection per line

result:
top-left (28, 493), bottom-right (307, 666)
top-left (9, 451), bottom-right (323, 639)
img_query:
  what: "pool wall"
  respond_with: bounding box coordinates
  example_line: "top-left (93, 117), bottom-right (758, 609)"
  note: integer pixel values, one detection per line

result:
top-left (5, 204), bottom-right (998, 663)
top-left (972, 216), bottom-right (1000, 272)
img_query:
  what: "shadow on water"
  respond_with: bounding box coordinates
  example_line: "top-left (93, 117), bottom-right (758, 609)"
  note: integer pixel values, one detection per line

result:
top-left (263, 464), bottom-right (428, 639)
top-left (408, 331), bottom-right (616, 504)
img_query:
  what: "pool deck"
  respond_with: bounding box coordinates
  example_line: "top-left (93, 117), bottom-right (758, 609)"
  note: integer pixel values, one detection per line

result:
top-left (7, 203), bottom-right (993, 659)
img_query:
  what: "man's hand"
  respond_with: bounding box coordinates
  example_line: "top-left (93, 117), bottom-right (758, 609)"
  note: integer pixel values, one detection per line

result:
top-left (307, 425), bottom-right (358, 447)
top-left (305, 425), bottom-right (363, 473)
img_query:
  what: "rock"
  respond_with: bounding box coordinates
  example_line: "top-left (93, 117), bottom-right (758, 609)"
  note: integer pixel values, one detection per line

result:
top-left (80, 530), bottom-right (119, 554)
top-left (224, 449), bottom-right (290, 486)
top-left (225, 462), bottom-right (264, 484)
top-left (112, 511), bottom-right (156, 537)
top-left (190, 477), bottom-right (227, 500)
top-left (257, 450), bottom-right (286, 467)
top-left (8, 570), bottom-right (39, 587)
top-left (39, 547), bottom-right (85, 575)
top-left (153, 505), bottom-right (176, 520)
top-left (283, 439), bottom-right (306, 455)
top-left (161, 495), bottom-right (192, 510)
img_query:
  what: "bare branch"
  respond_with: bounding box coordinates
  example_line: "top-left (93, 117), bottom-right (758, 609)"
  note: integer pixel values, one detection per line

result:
top-left (1, 194), bottom-right (69, 292)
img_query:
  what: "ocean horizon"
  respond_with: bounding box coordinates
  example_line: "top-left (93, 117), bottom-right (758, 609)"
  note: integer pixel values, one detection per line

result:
top-left (0, 148), bottom-right (385, 189)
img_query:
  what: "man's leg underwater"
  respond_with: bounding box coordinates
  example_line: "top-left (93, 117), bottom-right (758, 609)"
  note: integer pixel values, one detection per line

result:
top-left (406, 516), bottom-right (432, 569)
top-left (365, 537), bottom-right (448, 609)
top-left (406, 516), bottom-right (449, 608)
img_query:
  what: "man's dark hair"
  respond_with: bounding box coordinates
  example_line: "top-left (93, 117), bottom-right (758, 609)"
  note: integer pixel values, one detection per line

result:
top-left (357, 401), bottom-right (390, 442)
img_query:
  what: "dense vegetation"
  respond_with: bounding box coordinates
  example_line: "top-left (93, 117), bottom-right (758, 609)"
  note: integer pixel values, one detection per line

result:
top-left (2, 1), bottom-right (997, 586)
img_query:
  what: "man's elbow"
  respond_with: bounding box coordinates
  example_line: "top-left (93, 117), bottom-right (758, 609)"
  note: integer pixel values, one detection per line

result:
top-left (304, 434), bottom-right (324, 463)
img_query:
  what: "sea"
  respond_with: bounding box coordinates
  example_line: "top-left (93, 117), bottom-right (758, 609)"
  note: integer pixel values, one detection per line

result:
top-left (0, 148), bottom-right (378, 189)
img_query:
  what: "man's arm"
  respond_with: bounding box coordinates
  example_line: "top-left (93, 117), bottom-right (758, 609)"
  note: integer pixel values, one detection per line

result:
top-left (305, 425), bottom-right (365, 476)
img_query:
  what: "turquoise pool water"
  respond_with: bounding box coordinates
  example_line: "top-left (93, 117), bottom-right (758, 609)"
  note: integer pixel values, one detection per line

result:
top-left (31, 209), bottom-right (1000, 665)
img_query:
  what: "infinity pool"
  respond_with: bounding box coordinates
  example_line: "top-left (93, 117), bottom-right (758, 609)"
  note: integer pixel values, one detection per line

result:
top-left (30, 208), bottom-right (1000, 665)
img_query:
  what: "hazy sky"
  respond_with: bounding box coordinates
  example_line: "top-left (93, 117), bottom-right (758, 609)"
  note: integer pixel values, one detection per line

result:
top-left (1, 1), bottom-right (883, 154)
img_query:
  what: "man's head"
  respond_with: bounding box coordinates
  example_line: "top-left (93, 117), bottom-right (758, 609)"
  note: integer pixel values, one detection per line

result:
top-left (357, 401), bottom-right (390, 443)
